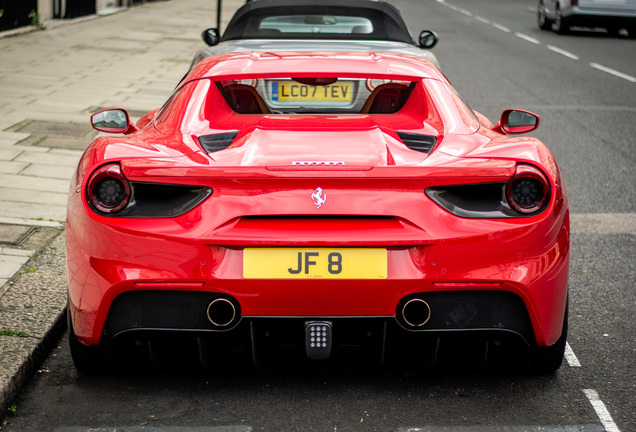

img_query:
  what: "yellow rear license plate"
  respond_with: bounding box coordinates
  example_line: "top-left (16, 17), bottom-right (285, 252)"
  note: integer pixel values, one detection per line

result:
top-left (243, 248), bottom-right (387, 279)
top-left (272, 82), bottom-right (353, 102)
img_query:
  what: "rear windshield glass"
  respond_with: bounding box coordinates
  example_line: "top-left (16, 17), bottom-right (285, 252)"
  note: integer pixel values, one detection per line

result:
top-left (216, 77), bottom-right (415, 114)
top-left (259, 15), bottom-right (373, 34)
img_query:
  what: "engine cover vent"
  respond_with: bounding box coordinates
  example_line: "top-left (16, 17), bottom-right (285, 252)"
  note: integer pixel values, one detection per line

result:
top-left (397, 132), bottom-right (437, 154)
top-left (199, 131), bottom-right (239, 153)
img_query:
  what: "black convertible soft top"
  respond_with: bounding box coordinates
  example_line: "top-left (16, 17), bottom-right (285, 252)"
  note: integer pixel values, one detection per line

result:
top-left (220, 0), bottom-right (415, 44)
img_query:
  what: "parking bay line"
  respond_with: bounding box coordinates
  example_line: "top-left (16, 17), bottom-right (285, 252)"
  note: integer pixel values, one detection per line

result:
top-left (583, 389), bottom-right (622, 432)
top-left (565, 342), bottom-right (581, 367)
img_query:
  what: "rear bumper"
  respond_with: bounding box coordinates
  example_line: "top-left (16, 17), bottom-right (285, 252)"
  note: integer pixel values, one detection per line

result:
top-left (67, 206), bottom-right (569, 350)
top-left (564, 6), bottom-right (636, 26)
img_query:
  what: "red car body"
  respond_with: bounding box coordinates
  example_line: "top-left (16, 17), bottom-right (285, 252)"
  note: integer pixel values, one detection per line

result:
top-left (66, 52), bottom-right (569, 372)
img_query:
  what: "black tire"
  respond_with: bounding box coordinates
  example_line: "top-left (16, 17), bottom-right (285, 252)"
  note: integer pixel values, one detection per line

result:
top-left (606, 26), bottom-right (623, 37)
top-left (68, 308), bottom-right (107, 374)
top-left (537, 1), bottom-right (552, 30)
top-left (530, 304), bottom-right (568, 374)
top-left (552, 6), bottom-right (570, 34)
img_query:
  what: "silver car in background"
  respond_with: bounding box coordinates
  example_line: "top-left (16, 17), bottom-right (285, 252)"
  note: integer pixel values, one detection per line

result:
top-left (537, 0), bottom-right (636, 35)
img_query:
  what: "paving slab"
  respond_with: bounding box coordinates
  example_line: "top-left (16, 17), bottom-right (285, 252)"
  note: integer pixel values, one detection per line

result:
top-left (0, 149), bottom-right (24, 161)
top-left (0, 201), bottom-right (66, 222)
top-left (13, 151), bottom-right (81, 167)
top-left (0, 188), bottom-right (68, 206)
top-left (0, 256), bottom-right (30, 279)
top-left (0, 248), bottom-right (35, 257)
top-left (0, 161), bottom-right (29, 175)
top-left (19, 164), bottom-right (76, 180)
top-left (0, 174), bottom-right (71, 194)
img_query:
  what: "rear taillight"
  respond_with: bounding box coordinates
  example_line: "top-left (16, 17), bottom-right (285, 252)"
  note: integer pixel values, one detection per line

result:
top-left (506, 164), bottom-right (549, 214)
top-left (87, 163), bottom-right (131, 214)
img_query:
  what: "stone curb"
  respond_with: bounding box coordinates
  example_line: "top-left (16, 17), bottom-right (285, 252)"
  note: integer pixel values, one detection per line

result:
top-left (0, 231), bottom-right (68, 423)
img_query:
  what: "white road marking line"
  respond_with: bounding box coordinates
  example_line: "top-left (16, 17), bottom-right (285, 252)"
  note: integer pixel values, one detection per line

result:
top-left (515, 32), bottom-right (541, 44)
top-left (475, 16), bottom-right (491, 24)
top-left (590, 63), bottom-right (636, 82)
top-left (547, 45), bottom-right (580, 60)
top-left (492, 23), bottom-right (511, 32)
top-left (571, 213), bottom-right (636, 235)
top-left (459, 8), bottom-right (473, 16)
top-left (564, 342), bottom-right (581, 367)
top-left (583, 389), bottom-right (622, 432)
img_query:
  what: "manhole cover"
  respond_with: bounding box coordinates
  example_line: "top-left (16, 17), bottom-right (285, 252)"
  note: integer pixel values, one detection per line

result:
top-left (6, 120), bottom-right (97, 150)
top-left (9, 120), bottom-right (93, 137)
top-left (0, 225), bottom-right (36, 246)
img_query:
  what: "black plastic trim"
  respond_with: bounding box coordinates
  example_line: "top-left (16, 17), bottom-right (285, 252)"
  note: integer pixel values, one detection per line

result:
top-left (198, 131), bottom-right (239, 153)
top-left (93, 182), bottom-right (211, 218)
top-left (397, 131), bottom-right (437, 153)
top-left (426, 182), bottom-right (540, 218)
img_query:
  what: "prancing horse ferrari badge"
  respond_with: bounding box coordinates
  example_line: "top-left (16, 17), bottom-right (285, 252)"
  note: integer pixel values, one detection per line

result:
top-left (311, 187), bottom-right (326, 209)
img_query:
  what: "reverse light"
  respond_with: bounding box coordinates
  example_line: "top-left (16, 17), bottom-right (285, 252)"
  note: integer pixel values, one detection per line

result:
top-left (87, 163), bottom-right (131, 214)
top-left (506, 164), bottom-right (549, 214)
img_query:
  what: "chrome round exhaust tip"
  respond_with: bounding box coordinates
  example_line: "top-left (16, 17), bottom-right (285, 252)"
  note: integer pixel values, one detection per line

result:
top-left (401, 298), bottom-right (431, 328)
top-left (206, 297), bottom-right (238, 328)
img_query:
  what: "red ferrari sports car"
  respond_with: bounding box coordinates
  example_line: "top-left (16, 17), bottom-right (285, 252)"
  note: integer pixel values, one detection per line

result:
top-left (66, 51), bottom-right (569, 373)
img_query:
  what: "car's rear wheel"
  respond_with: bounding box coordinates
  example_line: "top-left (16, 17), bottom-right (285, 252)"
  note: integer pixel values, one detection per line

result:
top-left (552, 5), bottom-right (570, 34)
top-left (68, 308), bottom-right (106, 374)
top-left (537, 1), bottom-right (552, 30)
top-left (530, 304), bottom-right (568, 374)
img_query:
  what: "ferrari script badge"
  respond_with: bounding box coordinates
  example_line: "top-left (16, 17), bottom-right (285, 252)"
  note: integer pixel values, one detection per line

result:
top-left (311, 187), bottom-right (326, 209)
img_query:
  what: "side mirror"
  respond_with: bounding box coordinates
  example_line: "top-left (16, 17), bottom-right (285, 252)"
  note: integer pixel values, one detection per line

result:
top-left (418, 30), bottom-right (439, 49)
top-left (497, 109), bottom-right (540, 134)
top-left (91, 109), bottom-right (138, 134)
top-left (202, 28), bottom-right (220, 46)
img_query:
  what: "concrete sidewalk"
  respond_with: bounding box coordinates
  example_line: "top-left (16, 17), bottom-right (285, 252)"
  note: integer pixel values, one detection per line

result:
top-left (0, 0), bottom-right (242, 421)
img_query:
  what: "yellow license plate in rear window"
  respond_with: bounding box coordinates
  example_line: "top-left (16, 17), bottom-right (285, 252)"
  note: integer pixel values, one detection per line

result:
top-left (243, 248), bottom-right (387, 279)
top-left (272, 82), bottom-right (353, 102)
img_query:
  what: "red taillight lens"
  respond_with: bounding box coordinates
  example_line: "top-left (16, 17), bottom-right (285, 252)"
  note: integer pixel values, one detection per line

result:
top-left (506, 164), bottom-right (549, 214)
top-left (87, 163), bottom-right (131, 214)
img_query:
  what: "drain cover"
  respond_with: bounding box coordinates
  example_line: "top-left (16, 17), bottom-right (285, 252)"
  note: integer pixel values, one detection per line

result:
top-left (0, 225), bottom-right (36, 246)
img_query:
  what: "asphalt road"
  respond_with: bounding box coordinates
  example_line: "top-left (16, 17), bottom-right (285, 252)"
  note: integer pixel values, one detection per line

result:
top-left (3, 0), bottom-right (635, 431)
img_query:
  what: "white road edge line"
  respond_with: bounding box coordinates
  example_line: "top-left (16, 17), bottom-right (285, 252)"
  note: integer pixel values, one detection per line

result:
top-left (583, 389), bottom-right (621, 432)
top-left (547, 45), bottom-right (579, 60)
top-left (564, 342), bottom-right (581, 367)
top-left (590, 63), bottom-right (636, 83)
top-left (492, 23), bottom-right (511, 32)
top-left (459, 9), bottom-right (473, 17)
top-left (515, 32), bottom-right (541, 44)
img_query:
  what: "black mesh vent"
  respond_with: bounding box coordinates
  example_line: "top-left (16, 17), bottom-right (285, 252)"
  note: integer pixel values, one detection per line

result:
top-left (397, 132), bottom-right (437, 153)
top-left (199, 132), bottom-right (239, 153)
